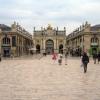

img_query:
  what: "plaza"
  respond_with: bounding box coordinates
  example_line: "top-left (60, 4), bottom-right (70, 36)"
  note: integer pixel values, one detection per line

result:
top-left (0, 55), bottom-right (100, 100)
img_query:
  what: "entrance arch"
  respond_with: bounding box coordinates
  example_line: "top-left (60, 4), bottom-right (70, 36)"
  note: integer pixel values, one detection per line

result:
top-left (46, 39), bottom-right (54, 54)
top-left (36, 44), bottom-right (40, 53)
top-left (59, 44), bottom-right (63, 54)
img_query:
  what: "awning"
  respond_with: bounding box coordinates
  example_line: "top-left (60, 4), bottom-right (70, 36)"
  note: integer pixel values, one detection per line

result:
top-left (29, 48), bottom-right (36, 51)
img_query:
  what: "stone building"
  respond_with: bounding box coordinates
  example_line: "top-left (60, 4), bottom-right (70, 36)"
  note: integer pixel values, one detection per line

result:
top-left (0, 22), bottom-right (33, 57)
top-left (33, 24), bottom-right (66, 54)
top-left (66, 21), bottom-right (100, 56)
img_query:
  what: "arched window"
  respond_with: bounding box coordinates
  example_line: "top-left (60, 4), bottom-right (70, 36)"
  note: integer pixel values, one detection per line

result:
top-left (2, 37), bottom-right (10, 44)
top-left (91, 37), bottom-right (99, 43)
top-left (91, 38), bottom-right (93, 43)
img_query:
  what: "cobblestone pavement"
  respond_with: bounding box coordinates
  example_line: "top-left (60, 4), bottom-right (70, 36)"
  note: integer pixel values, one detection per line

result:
top-left (0, 55), bottom-right (100, 100)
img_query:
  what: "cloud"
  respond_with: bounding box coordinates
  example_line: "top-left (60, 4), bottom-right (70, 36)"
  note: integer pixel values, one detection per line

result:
top-left (0, 0), bottom-right (100, 34)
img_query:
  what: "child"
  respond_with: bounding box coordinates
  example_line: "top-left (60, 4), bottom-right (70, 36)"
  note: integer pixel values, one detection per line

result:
top-left (58, 53), bottom-right (63, 65)
top-left (65, 52), bottom-right (68, 65)
top-left (52, 52), bottom-right (57, 62)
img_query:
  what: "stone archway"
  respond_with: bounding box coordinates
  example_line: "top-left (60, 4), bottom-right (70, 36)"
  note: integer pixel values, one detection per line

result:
top-left (59, 44), bottom-right (63, 54)
top-left (46, 39), bottom-right (54, 54)
top-left (36, 44), bottom-right (40, 53)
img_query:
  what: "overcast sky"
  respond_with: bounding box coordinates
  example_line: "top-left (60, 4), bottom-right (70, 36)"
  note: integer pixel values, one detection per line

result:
top-left (0, 0), bottom-right (100, 34)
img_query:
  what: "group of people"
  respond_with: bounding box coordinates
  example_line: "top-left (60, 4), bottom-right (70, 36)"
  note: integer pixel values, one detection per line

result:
top-left (93, 52), bottom-right (100, 64)
top-left (52, 52), bottom-right (68, 65)
top-left (52, 51), bottom-right (100, 74)
top-left (81, 51), bottom-right (100, 73)
top-left (52, 51), bottom-right (89, 73)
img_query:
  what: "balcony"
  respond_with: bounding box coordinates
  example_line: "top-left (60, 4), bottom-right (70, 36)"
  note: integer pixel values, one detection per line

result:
top-left (2, 44), bottom-right (11, 47)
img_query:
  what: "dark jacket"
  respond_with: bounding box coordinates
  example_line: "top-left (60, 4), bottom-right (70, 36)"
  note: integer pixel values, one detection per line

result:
top-left (98, 53), bottom-right (100, 61)
top-left (93, 53), bottom-right (97, 59)
top-left (82, 53), bottom-right (89, 64)
top-left (0, 56), bottom-right (1, 61)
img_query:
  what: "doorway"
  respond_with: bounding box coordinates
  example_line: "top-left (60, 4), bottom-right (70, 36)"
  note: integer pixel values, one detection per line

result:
top-left (46, 39), bottom-right (54, 54)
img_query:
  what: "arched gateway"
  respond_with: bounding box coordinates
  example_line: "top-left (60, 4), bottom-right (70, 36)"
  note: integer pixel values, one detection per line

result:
top-left (33, 25), bottom-right (66, 54)
top-left (46, 39), bottom-right (54, 54)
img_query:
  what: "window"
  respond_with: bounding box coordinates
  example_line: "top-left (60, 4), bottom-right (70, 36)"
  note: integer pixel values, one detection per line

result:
top-left (2, 37), bottom-right (10, 44)
top-left (91, 37), bottom-right (99, 43)
top-left (12, 36), bottom-right (16, 47)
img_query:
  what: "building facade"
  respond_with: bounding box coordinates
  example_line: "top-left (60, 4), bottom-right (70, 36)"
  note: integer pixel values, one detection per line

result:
top-left (33, 24), bottom-right (66, 54)
top-left (0, 22), bottom-right (33, 57)
top-left (66, 22), bottom-right (100, 56)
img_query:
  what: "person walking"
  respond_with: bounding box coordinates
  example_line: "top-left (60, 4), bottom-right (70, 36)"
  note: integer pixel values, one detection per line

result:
top-left (80, 52), bottom-right (84, 67)
top-left (58, 53), bottom-right (63, 65)
top-left (65, 52), bottom-right (68, 65)
top-left (97, 52), bottom-right (100, 64)
top-left (0, 53), bottom-right (2, 62)
top-left (93, 52), bottom-right (97, 64)
top-left (82, 52), bottom-right (89, 73)
top-left (52, 52), bottom-right (57, 62)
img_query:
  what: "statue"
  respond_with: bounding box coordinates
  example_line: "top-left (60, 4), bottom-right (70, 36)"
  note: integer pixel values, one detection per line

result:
top-left (11, 21), bottom-right (16, 29)
top-left (47, 24), bottom-right (52, 30)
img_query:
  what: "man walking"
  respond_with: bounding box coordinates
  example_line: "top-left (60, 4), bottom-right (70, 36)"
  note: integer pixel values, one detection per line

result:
top-left (93, 52), bottom-right (97, 64)
top-left (0, 53), bottom-right (2, 62)
top-left (97, 52), bottom-right (100, 64)
top-left (82, 52), bottom-right (89, 73)
top-left (65, 52), bottom-right (68, 65)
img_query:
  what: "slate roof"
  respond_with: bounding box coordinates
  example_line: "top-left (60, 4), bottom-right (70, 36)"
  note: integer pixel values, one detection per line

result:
top-left (0, 24), bottom-right (11, 31)
top-left (90, 24), bottom-right (100, 31)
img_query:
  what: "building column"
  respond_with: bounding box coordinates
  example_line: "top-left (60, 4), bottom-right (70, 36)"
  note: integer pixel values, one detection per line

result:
top-left (41, 39), bottom-right (46, 53)
top-left (41, 38), bottom-right (44, 53)
top-left (56, 38), bottom-right (57, 49)
top-left (77, 37), bottom-right (79, 46)
top-left (63, 38), bottom-right (66, 53)
top-left (84, 35), bottom-right (91, 52)
top-left (43, 39), bottom-right (46, 52)
top-left (17, 36), bottom-right (20, 56)
top-left (10, 36), bottom-right (12, 56)
top-left (33, 39), bottom-right (36, 49)
top-left (54, 39), bottom-right (56, 50)
top-left (22, 37), bottom-right (24, 55)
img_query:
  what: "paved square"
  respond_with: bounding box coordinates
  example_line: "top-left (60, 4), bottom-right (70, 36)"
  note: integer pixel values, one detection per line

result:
top-left (0, 55), bottom-right (100, 100)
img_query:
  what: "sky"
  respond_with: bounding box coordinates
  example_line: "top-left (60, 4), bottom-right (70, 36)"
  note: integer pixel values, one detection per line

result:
top-left (0, 0), bottom-right (100, 34)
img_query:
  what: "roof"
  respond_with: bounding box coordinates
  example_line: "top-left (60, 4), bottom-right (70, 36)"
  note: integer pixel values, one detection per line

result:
top-left (0, 24), bottom-right (11, 31)
top-left (90, 24), bottom-right (100, 31)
